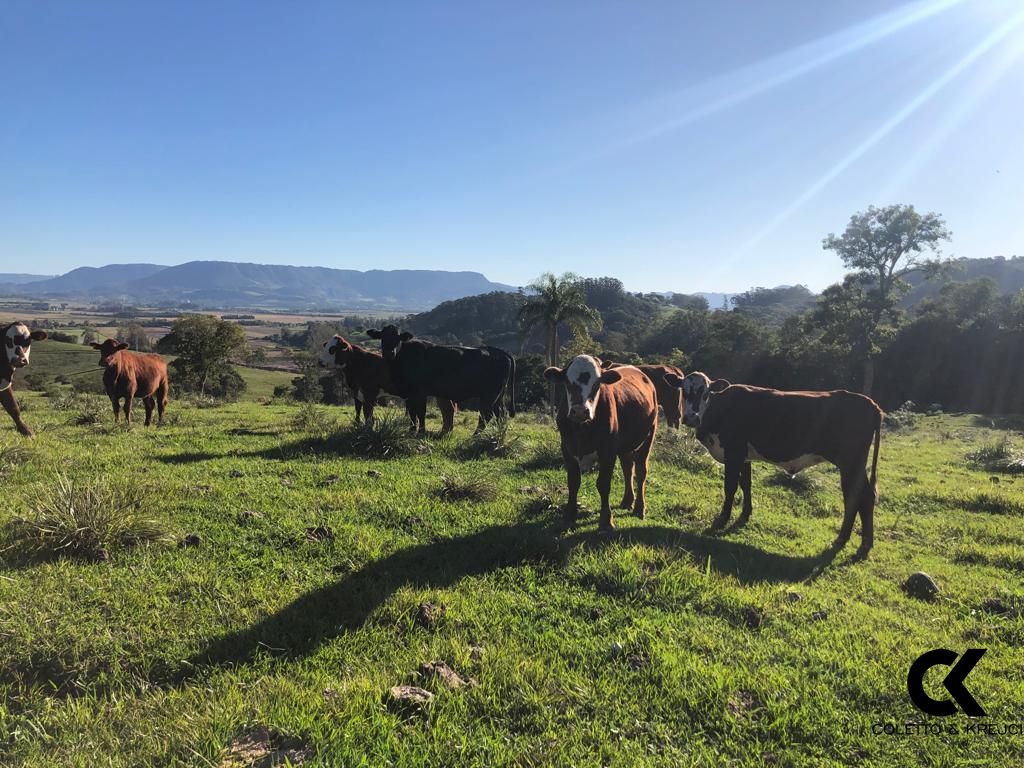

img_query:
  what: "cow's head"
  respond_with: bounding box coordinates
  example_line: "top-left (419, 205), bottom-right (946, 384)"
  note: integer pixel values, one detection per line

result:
top-left (544, 355), bottom-right (621, 424)
top-left (664, 371), bottom-right (728, 427)
top-left (366, 325), bottom-right (413, 362)
top-left (318, 335), bottom-right (354, 369)
top-left (90, 339), bottom-right (129, 367)
top-left (3, 323), bottom-right (47, 369)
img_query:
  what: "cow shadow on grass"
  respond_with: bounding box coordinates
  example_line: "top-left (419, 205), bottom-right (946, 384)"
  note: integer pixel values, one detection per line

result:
top-left (177, 517), bottom-right (839, 680)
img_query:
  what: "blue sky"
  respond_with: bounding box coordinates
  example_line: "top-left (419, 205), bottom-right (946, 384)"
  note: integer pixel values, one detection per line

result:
top-left (2, 1), bottom-right (1023, 293)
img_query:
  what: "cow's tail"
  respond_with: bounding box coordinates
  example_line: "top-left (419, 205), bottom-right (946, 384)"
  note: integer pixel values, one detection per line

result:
top-left (507, 354), bottom-right (517, 418)
top-left (869, 408), bottom-right (882, 491)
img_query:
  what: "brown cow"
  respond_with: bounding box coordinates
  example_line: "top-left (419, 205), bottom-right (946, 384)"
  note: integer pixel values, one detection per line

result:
top-left (609, 362), bottom-right (685, 428)
top-left (666, 371), bottom-right (882, 556)
top-left (544, 356), bottom-right (658, 530)
top-left (90, 339), bottom-right (169, 426)
top-left (1, 322), bottom-right (47, 437)
top-left (317, 335), bottom-right (456, 430)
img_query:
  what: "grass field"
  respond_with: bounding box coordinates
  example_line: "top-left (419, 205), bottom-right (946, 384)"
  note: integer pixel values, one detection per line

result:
top-left (2, 394), bottom-right (1024, 766)
top-left (19, 339), bottom-right (295, 402)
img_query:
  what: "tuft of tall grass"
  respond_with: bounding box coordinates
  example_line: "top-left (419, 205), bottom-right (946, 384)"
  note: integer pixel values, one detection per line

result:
top-left (289, 402), bottom-right (338, 436)
top-left (71, 394), bottom-right (106, 426)
top-left (455, 420), bottom-right (523, 460)
top-left (436, 472), bottom-right (498, 503)
top-left (0, 442), bottom-right (30, 478)
top-left (332, 411), bottom-right (425, 459)
top-left (966, 437), bottom-right (1024, 474)
top-left (653, 429), bottom-right (715, 473)
top-left (9, 475), bottom-right (170, 559)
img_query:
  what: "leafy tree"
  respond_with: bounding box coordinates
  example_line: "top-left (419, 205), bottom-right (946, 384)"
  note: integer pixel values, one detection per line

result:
top-left (822, 204), bottom-right (951, 392)
top-left (156, 315), bottom-right (248, 395)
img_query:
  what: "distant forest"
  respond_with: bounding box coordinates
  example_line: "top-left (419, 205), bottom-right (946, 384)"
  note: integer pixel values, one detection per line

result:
top-left (286, 254), bottom-right (1024, 415)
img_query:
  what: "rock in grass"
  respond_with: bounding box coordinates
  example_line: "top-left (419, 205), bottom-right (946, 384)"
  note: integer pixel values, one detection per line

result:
top-left (415, 601), bottom-right (445, 630)
top-left (810, 610), bottom-right (828, 622)
top-left (469, 645), bottom-right (484, 662)
top-left (179, 534), bottom-right (202, 548)
top-left (366, 469), bottom-right (381, 478)
top-left (387, 685), bottom-right (434, 714)
top-left (418, 660), bottom-right (476, 689)
top-left (219, 726), bottom-right (310, 767)
top-left (902, 572), bottom-right (940, 601)
top-left (608, 641), bottom-right (624, 659)
top-left (228, 469), bottom-right (243, 478)
top-left (320, 475), bottom-right (339, 487)
top-left (742, 606), bottom-right (763, 629)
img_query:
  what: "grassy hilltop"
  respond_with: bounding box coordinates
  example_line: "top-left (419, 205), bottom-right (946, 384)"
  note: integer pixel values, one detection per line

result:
top-left (2, 391), bottom-right (1024, 766)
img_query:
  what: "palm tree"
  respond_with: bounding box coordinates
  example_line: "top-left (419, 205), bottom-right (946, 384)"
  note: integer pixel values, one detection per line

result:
top-left (518, 273), bottom-right (602, 408)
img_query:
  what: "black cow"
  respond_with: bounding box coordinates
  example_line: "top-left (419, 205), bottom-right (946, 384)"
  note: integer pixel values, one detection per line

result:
top-left (366, 325), bottom-right (515, 433)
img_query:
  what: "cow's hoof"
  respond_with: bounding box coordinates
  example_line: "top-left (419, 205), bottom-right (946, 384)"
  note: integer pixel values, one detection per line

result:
top-left (710, 515), bottom-right (729, 530)
top-left (853, 543), bottom-right (872, 561)
top-left (599, 522), bottom-right (616, 533)
top-left (633, 507), bottom-right (646, 520)
top-left (618, 499), bottom-right (633, 510)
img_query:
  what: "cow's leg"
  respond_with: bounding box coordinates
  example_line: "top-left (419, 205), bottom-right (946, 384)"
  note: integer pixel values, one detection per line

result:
top-left (735, 461), bottom-right (753, 525)
top-left (156, 380), bottom-right (168, 423)
top-left (857, 467), bottom-right (876, 557)
top-left (142, 396), bottom-right (155, 426)
top-left (404, 397), bottom-right (427, 434)
top-left (597, 456), bottom-right (615, 531)
top-left (439, 399), bottom-right (455, 434)
top-left (0, 387), bottom-right (33, 437)
top-left (713, 451), bottom-right (744, 529)
top-left (618, 452), bottom-right (635, 510)
top-left (109, 394), bottom-right (120, 423)
top-left (564, 452), bottom-right (582, 525)
top-left (354, 398), bottom-right (363, 424)
top-left (632, 426), bottom-right (656, 520)
top-left (836, 466), bottom-right (866, 549)
top-left (123, 391), bottom-right (135, 425)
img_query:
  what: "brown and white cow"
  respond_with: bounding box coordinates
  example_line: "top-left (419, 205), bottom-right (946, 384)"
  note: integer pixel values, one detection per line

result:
top-left (666, 371), bottom-right (883, 555)
top-left (1, 322), bottom-right (47, 437)
top-left (317, 335), bottom-right (456, 430)
top-left (90, 339), bottom-right (169, 426)
top-left (545, 356), bottom-right (658, 530)
top-left (609, 362), bottom-right (686, 428)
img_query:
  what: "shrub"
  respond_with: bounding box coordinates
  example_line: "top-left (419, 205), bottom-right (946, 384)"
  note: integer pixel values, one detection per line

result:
top-left (436, 472), bottom-right (498, 502)
top-left (9, 475), bottom-right (170, 559)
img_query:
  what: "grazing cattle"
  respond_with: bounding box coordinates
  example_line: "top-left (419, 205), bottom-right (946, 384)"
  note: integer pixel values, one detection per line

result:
top-left (317, 335), bottom-right (457, 429)
top-left (609, 362), bottom-right (686, 428)
top-left (665, 371), bottom-right (883, 555)
top-left (1, 323), bottom-right (47, 437)
top-left (90, 339), bottom-right (169, 426)
top-left (545, 357), bottom-right (658, 530)
top-left (366, 325), bottom-right (515, 433)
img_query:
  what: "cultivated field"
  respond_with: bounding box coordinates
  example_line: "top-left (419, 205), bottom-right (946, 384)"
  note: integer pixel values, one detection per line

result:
top-left (2, 393), bottom-right (1024, 766)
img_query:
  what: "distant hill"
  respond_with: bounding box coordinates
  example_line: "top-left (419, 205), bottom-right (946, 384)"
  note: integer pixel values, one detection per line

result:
top-left (0, 260), bottom-right (517, 311)
top-left (903, 255), bottom-right (1024, 307)
top-left (0, 273), bottom-right (54, 285)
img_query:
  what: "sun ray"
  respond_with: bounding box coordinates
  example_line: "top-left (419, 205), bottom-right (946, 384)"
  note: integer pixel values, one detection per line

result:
top-left (739, 6), bottom-right (1024, 253)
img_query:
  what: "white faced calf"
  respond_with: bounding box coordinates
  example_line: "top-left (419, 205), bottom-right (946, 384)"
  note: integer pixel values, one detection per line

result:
top-left (1, 323), bottom-right (48, 436)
